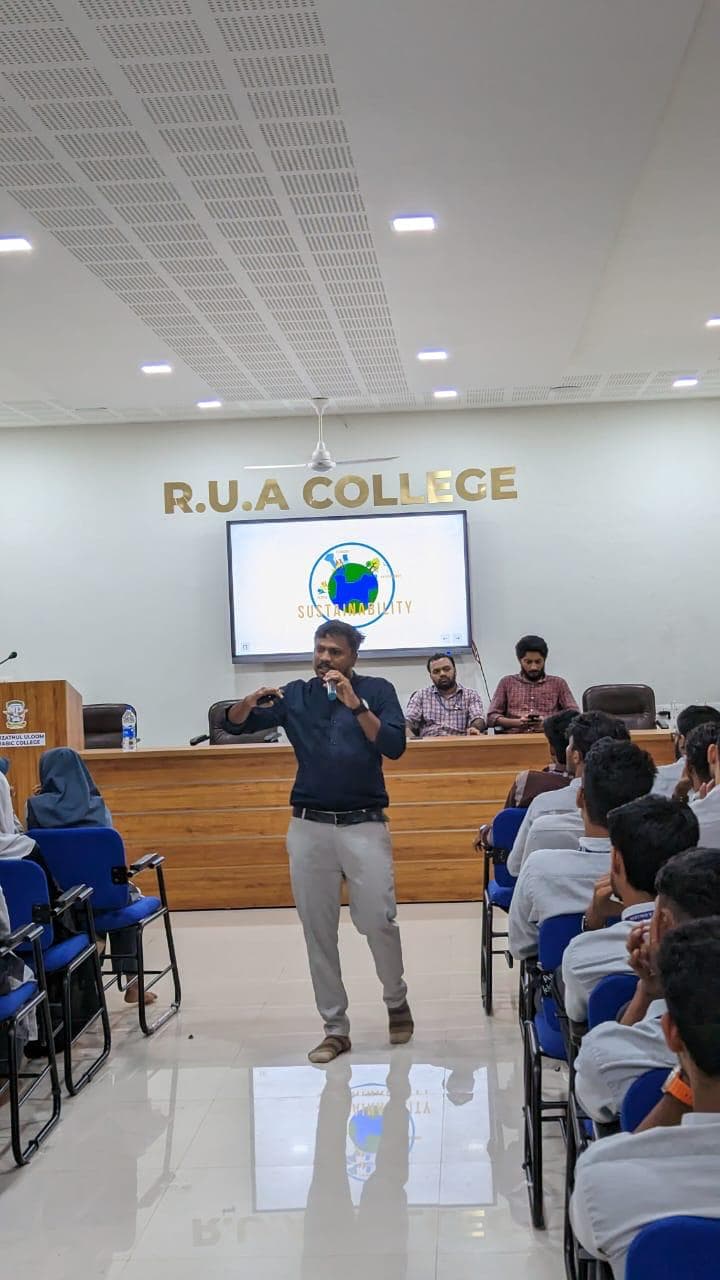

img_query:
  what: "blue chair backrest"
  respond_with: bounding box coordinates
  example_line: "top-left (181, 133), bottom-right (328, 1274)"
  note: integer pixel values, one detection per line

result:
top-left (490, 808), bottom-right (523, 888)
top-left (538, 913), bottom-right (584, 972)
top-left (620, 1067), bottom-right (668, 1133)
top-left (28, 827), bottom-right (130, 912)
top-left (626, 1215), bottom-right (720, 1279)
top-left (491, 807), bottom-right (525, 852)
top-left (536, 912), bottom-right (584, 1032)
top-left (587, 972), bottom-right (639, 1029)
top-left (0, 858), bottom-right (54, 951)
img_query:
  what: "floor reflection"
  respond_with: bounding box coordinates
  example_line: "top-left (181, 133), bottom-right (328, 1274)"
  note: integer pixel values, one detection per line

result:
top-left (252, 1059), bottom-right (493, 1214)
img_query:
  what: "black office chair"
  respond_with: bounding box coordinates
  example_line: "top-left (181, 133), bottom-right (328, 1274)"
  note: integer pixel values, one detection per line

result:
top-left (83, 703), bottom-right (137, 749)
top-left (581, 685), bottom-right (656, 730)
top-left (208, 700), bottom-right (279, 745)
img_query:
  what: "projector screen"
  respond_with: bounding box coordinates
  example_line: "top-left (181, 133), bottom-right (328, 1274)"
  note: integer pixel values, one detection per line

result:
top-left (227, 510), bottom-right (471, 662)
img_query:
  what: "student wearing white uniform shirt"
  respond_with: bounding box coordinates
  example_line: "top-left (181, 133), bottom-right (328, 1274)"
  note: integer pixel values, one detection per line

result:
top-left (653, 704), bottom-right (720, 799)
top-left (683, 721), bottom-right (718, 796)
top-left (562, 795), bottom-right (699, 1023)
top-left (574, 846), bottom-right (720, 1123)
top-left (690, 724), bottom-right (720, 848)
top-left (508, 712), bottom-right (630, 876)
top-left (508, 737), bottom-right (656, 960)
top-left (571, 919), bottom-right (720, 1279)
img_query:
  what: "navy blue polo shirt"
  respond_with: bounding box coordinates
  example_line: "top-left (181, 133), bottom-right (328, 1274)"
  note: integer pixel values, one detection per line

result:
top-left (224, 675), bottom-right (406, 810)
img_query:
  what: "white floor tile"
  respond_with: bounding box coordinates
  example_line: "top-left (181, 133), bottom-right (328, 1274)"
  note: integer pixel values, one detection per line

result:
top-left (0, 903), bottom-right (566, 1280)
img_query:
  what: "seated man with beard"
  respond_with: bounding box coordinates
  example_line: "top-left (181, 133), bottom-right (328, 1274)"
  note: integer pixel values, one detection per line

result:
top-left (487, 634), bottom-right (578, 734)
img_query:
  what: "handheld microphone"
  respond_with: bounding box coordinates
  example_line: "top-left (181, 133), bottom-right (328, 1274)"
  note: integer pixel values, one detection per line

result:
top-left (189, 733), bottom-right (210, 746)
top-left (326, 680), bottom-right (337, 701)
top-left (0, 651), bottom-right (18, 667)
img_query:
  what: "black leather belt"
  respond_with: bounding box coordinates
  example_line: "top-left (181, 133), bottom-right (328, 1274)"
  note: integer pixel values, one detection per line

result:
top-left (292, 805), bottom-right (386, 827)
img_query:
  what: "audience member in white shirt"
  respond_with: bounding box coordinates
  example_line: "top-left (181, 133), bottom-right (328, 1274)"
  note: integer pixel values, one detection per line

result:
top-left (562, 795), bottom-right (699, 1023)
top-left (689, 721), bottom-right (720, 848)
top-left (653, 704), bottom-right (720, 800)
top-left (509, 737), bottom-right (656, 960)
top-left (575, 846), bottom-right (720, 1122)
top-left (571, 918), bottom-right (720, 1279)
top-left (508, 711), bottom-right (630, 876)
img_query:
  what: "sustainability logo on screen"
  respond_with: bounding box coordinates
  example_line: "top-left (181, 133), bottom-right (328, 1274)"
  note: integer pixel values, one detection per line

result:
top-left (308, 541), bottom-right (396, 628)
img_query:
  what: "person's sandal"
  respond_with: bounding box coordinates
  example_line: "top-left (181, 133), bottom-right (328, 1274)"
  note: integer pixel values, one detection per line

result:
top-left (307, 1035), bottom-right (352, 1064)
top-left (388, 1001), bottom-right (414, 1045)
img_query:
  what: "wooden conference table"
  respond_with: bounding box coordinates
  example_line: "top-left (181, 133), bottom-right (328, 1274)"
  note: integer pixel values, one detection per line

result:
top-left (82, 731), bottom-right (674, 912)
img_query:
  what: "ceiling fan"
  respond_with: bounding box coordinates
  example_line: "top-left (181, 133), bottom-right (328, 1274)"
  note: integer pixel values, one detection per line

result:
top-left (243, 397), bottom-right (399, 473)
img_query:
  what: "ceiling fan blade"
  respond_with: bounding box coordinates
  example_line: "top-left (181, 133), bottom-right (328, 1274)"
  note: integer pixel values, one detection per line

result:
top-left (243, 462), bottom-right (310, 470)
top-left (334, 456), bottom-right (400, 465)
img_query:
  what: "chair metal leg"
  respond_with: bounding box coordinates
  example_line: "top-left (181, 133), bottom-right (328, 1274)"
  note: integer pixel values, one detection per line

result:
top-left (481, 893), bottom-right (493, 1014)
top-left (522, 1017), bottom-right (546, 1230)
top-left (3, 989), bottom-right (62, 1166)
top-left (135, 907), bottom-right (182, 1037)
top-left (61, 947), bottom-right (111, 1096)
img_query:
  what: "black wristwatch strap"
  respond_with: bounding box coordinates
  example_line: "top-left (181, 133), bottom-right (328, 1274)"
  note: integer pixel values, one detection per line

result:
top-left (351, 699), bottom-right (370, 717)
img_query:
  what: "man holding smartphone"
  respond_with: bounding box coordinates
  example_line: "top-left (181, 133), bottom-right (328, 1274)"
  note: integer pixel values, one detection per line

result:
top-left (224, 620), bottom-right (412, 1064)
top-left (487, 634), bottom-right (578, 733)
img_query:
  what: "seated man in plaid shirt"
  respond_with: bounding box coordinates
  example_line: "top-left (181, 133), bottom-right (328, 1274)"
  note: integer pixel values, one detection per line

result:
top-left (487, 634), bottom-right (578, 733)
top-left (406, 653), bottom-right (486, 738)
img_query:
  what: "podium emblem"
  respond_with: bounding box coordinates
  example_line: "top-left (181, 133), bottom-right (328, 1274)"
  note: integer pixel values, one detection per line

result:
top-left (4, 699), bottom-right (27, 729)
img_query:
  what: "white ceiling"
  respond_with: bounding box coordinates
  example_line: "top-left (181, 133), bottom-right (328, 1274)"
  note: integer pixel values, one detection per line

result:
top-left (0, 0), bottom-right (719, 427)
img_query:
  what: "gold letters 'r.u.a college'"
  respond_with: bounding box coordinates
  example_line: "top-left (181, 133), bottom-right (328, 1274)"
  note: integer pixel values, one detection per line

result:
top-left (163, 466), bottom-right (518, 514)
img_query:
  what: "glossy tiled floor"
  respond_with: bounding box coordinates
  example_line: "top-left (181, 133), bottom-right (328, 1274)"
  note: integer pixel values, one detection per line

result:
top-left (0, 904), bottom-right (566, 1279)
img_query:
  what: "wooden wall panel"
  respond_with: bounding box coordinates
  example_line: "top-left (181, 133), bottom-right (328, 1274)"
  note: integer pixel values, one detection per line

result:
top-left (83, 731), bottom-right (674, 911)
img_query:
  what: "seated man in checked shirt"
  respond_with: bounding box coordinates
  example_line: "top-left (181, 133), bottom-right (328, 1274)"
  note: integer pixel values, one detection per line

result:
top-left (487, 633), bottom-right (578, 734)
top-left (406, 653), bottom-right (486, 738)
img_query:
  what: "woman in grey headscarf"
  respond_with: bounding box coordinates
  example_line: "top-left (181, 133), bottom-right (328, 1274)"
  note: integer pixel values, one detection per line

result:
top-left (26, 749), bottom-right (155, 1006)
top-left (26, 748), bottom-right (112, 829)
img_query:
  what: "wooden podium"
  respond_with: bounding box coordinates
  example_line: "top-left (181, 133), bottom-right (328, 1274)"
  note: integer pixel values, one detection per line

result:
top-left (0, 680), bottom-right (84, 820)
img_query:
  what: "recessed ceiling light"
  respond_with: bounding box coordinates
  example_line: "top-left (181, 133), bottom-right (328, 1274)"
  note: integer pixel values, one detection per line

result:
top-left (705, 317), bottom-right (720, 329)
top-left (141, 362), bottom-right (172, 374)
top-left (433, 388), bottom-right (458, 399)
top-left (672, 377), bottom-right (699, 389)
top-left (417, 349), bottom-right (448, 362)
top-left (0, 236), bottom-right (32, 253)
top-left (392, 215), bottom-right (436, 232)
top-left (197, 399), bottom-right (222, 409)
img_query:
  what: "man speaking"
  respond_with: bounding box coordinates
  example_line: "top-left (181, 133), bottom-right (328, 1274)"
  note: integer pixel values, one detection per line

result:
top-left (225, 620), bottom-right (413, 1064)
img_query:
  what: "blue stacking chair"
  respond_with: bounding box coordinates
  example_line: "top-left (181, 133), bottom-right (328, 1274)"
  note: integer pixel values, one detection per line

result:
top-left (522, 911), bottom-right (584, 1229)
top-left (0, 860), bottom-right (110, 1096)
top-left (480, 807), bottom-right (523, 1014)
top-left (625, 1216), bottom-right (720, 1279)
top-left (0, 919), bottom-right (61, 1165)
top-left (29, 827), bottom-right (181, 1036)
top-left (587, 972), bottom-right (638, 1029)
top-left (620, 1067), bottom-right (668, 1133)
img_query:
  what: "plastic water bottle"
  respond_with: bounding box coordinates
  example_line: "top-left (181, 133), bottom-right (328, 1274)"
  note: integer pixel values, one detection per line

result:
top-left (121, 707), bottom-right (137, 751)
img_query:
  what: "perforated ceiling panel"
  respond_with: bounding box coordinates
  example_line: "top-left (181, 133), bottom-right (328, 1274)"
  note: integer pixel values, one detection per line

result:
top-left (0, 0), bottom-right (716, 426)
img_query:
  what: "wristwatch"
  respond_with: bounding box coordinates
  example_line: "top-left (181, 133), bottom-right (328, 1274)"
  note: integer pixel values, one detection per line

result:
top-left (351, 698), bottom-right (370, 717)
top-left (662, 1066), bottom-right (693, 1108)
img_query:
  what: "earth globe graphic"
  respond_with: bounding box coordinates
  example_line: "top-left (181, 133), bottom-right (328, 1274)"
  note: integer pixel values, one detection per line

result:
top-left (348, 1108), bottom-right (384, 1155)
top-left (327, 561), bottom-right (379, 614)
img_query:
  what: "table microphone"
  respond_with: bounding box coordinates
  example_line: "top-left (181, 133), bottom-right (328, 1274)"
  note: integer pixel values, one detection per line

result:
top-left (0, 651), bottom-right (17, 667)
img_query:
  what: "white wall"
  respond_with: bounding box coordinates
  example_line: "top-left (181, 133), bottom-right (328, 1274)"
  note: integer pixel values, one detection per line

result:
top-left (3, 399), bottom-right (719, 746)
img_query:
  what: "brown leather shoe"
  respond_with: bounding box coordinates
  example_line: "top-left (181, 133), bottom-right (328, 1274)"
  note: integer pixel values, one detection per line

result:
top-left (388, 1001), bottom-right (414, 1045)
top-left (308, 1034), bottom-right (352, 1064)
